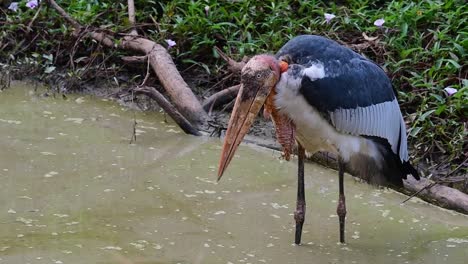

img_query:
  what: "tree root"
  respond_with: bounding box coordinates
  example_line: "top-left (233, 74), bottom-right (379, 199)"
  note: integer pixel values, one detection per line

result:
top-left (203, 84), bottom-right (240, 112)
top-left (133, 86), bottom-right (201, 136)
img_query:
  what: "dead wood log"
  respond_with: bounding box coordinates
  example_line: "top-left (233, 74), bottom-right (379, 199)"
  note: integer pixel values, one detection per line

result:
top-left (133, 86), bottom-right (201, 136)
top-left (203, 84), bottom-right (240, 112)
top-left (311, 152), bottom-right (468, 214)
top-left (47, 0), bottom-right (209, 127)
top-left (241, 135), bottom-right (468, 214)
top-left (403, 175), bottom-right (468, 213)
top-left (121, 55), bottom-right (147, 64)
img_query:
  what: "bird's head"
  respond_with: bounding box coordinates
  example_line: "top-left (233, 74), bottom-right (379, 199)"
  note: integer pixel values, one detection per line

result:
top-left (217, 54), bottom-right (288, 180)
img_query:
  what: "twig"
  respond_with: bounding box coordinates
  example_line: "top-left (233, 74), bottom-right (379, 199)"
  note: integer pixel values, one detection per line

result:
top-left (139, 53), bottom-right (151, 86)
top-left (401, 182), bottom-right (437, 204)
top-left (129, 90), bottom-right (138, 144)
top-left (202, 84), bottom-right (240, 112)
top-left (441, 157), bottom-right (468, 179)
top-left (127, 0), bottom-right (138, 36)
top-left (27, 5), bottom-right (43, 32)
top-left (214, 46), bottom-right (246, 74)
top-left (47, 0), bottom-right (82, 30)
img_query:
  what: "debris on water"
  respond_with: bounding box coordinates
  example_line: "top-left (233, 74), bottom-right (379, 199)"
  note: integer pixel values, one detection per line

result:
top-left (101, 246), bottom-right (122, 251)
top-left (40, 152), bottom-right (56, 155)
top-left (44, 171), bottom-right (59, 178)
top-left (16, 217), bottom-right (34, 225)
top-left (153, 244), bottom-right (163, 250)
top-left (446, 238), bottom-right (468, 243)
top-left (53, 214), bottom-right (69, 218)
top-left (270, 214), bottom-right (280, 219)
top-left (270, 203), bottom-right (288, 209)
top-left (75, 97), bottom-right (85, 104)
top-left (130, 240), bottom-right (148, 250)
top-left (0, 118), bottom-right (21, 125)
top-left (7, 209), bottom-right (16, 214)
top-left (352, 231), bottom-right (360, 239)
top-left (380, 210), bottom-right (390, 218)
top-left (214, 211), bottom-right (226, 215)
top-left (64, 118), bottom-right (84, 124)
top-left (166, 129), bottom-right (180, 133)
top-left (0, 247), bottom-right (10, 252)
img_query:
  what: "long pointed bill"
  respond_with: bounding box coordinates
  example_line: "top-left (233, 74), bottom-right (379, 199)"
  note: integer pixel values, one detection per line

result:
top-left (217, 83), bottom-right (271, 181)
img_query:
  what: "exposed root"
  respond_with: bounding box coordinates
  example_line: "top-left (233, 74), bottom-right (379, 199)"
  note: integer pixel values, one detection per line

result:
top-left (133, 86), bottom-right (201, 136)
top-left (203, 84), bottom-right (240, 112)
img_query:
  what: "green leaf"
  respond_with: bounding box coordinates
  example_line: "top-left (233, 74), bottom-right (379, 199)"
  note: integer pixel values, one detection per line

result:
top-left (409, 127), bottom-right (422, 137)
top-left (418, 109), bottom-right (436, 121)
top-left (44, 66), bottom-right (56, 74)
top-left (444, 59), bottom-right (461, 69)
top-left (435, 105), bottom-right (446, 115)
top-left (400, 22), bottom-right (408, 38)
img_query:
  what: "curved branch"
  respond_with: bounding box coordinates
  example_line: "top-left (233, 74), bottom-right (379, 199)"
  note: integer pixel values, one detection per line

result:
top-left (215, 46), bottom-right (246, 74)
top-left (202, 84), bottom-right (240, 112)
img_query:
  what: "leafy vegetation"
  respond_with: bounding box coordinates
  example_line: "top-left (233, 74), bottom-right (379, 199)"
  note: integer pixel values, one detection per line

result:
top-left (0, 0), bottom-right (466, 177)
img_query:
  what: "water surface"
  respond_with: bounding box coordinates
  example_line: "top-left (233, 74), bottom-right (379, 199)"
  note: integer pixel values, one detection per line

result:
top-left (0, 83), bottom-right (467, 263)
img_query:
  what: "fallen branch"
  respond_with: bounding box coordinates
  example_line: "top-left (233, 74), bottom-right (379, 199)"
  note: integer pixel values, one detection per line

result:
top-left (202, 84), bottom-right (240, 112)
top-left (133, 86), bottom-right (201, 136)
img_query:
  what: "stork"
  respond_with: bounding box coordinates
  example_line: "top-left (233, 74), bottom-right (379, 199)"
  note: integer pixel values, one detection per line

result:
top-left (217, 35), bottom-right (420, 244)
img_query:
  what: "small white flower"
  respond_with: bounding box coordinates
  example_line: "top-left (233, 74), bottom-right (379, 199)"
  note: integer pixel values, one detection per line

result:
top-left (165, 39), bottom-right (176, 49)
top-left (374, 18), bottom-right (385, 27)
top-left (444, 87), bottom-right (457, 96)
top-left (8, 2), bottom-right (19, 12)
top-left (324, 13), bottom-right (336, 24)
top-left (205, 6), bottom-right (210, 12)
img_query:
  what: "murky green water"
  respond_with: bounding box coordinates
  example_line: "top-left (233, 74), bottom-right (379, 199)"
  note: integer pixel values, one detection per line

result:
top-left (0, 82), bottom-right (467, 264)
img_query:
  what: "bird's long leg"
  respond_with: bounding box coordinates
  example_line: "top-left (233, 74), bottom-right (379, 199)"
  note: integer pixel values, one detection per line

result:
top-left (294, 143), bottom-right (306, 245)
top-left (337, 158), bottom-right (347, 243)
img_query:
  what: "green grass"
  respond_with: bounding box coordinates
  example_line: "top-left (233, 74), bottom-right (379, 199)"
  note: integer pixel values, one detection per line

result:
top-left (0, 0), bottom-right (466, 174)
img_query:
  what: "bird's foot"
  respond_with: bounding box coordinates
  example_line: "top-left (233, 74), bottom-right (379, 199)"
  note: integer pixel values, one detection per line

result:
top-left (337, 194), bottom-right (347, 244)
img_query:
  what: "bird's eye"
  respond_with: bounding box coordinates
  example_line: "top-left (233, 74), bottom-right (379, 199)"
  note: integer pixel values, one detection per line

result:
top-left (256, 73), bottom-right (262, 79)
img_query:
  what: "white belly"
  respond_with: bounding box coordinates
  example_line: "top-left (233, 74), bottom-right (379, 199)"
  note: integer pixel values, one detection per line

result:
top-left (275, 87), bottom-right (368, 162)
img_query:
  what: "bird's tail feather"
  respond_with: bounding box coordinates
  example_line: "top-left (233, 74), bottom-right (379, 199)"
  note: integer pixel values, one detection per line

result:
top-left (347, 137), bottom-right (419, 188)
